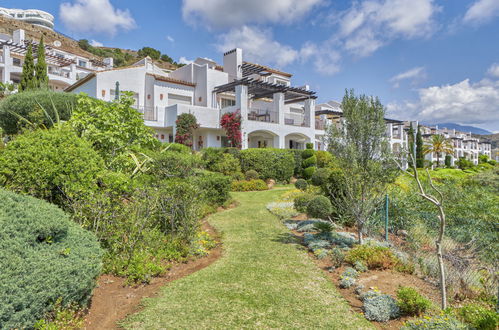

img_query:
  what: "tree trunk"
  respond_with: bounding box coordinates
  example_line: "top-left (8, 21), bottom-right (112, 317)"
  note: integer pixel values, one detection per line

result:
top-left (436, 211), bottom-right (447, 310)
top-left (358, 223), bottom-right (364, 245)
top-left (436, 153), bottom-right (440, 167)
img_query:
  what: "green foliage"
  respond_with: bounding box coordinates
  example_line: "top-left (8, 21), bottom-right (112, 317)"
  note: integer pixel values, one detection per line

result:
top-left (301, 144), bottom-right (317, 178)
top-left (35, 37), bottom-right (49, 89)
top-left (149, 150), bottom-right (203, 178)
top-left (294, 178), bottom-right (308, 191)
top-left (303, 166), bottom-right (316, 179)
top-left (313, 221), bottom-right (334, 233)
top-left (208, 153), bottom-right (241, 176)
top-left (294, 193), bottom-right (315, 213)
top-left (396, 286), bottom-right (432, 316)
top-left (345, 244), bottom-right (398, 269)
top-left (454, 303), bottom-right (499, 330)
top-left (70, 93), bottom-right (157, 168)
top-left (137, 46), bottom-right (161, 60)
top-left (20, 43), bottom-right (35, 91)
top-left (416, 126), bottom-right (424, 168)
top-left (363, 291), bottom-right (400, 322)
top-left (175, 113), bottom-right (199, 147)
top-left (456, 156), bottom-right (474, 170)
top-left (231, 179), bottom-right (268, 192)
top-left (34, 298), bottom-right (84, 330)
top-left (330, 247), bottom-right (345, 267)
top-left (162, 142), bottom-right (192, 153)
top-left (245, 169), bottom-right (259, 180)
top-left (0, 189), bottom-right (102, 329)
top-left (354, 260), bottom-right (368, 272)
top-left (306, 142), bottom-right (314, 149)
top-left (77, 40), bottom-right (135, 67)
top-left (302, 149), bottom-right (315, 158)
top-left (289, 149), bottom-right (304, 177)
top-left (445, 154), bottom-right (452, 167)
top-left (311, 167), bottom-right (331, 186)
top-left (190, 171), bottom-right (232, 206)
top-left (0, 89), bottom-right (77, 134)
top-left (0, 127), bottom-right (104, 208)
top-left (240, 148), bottom-right (295, 182)
top-left (316, 150), bottom-right (334, 168)
top-left (306, 195), bottom-right (333, 219)
top-left (402, 314), bottom-right (467, 329)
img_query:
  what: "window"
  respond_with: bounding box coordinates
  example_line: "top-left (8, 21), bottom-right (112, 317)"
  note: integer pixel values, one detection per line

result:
top-left (276, 79), bottom-right (288, 86)
top-left (290, 107), bottom-right (303, 114)
top-left (168, 94), bottom-right (192, 106)
top-left (78, 60), bottom-right (86, 67)
top-left (221, 98), bottom-right (236, 108)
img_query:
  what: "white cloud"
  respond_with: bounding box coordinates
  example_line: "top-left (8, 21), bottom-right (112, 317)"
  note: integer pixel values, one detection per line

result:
top-left (334, 0), bottom-right (439, 57)
top-left (216, 25), bottom-right (299, 68)
top-left (178, 57), bottom-right (193, 65)
top-left (487, 63), bottom-right (499, 78)
top-left (463, 0), bottom-right (499, 25)
top-left (182, 0), bottom-right (322, 29)
top-left (167, 35), bottom-right (175, 43)
top-left (390, 67), bottom-right (426, 88)
top-left (388, 78), bottom-right (499, 131)
top-left (90, 39), bottom-right (103, 47)
top-left (59, 0), bottom-right (136, 36)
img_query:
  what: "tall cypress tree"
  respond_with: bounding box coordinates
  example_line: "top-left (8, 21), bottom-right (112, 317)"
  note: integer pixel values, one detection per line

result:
top-left (20, 43), bottom-right (35, 91)
top-left (35, 37), bottom-right (48, 89)
top-left (416, 125), bottom-right (424, 168)
top-left (407, 125), bottom-right (415, 167)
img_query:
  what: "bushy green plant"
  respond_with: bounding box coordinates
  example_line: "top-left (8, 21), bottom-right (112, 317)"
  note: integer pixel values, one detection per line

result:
top-left (362, 290), bottom-right (400, 322)
top-left (240, 148), bottom-right (295, 181)
top-left (354, 260), bottom-right (368, 272)
top-left (340, 276), bottom-right (356, 288)
top-left (313, 221), bottom-right (334, 233)
top-left (345, 244), bottom-right (398, 270)
top-left (149, 150), bottom-right (203, 178)
top-left (294, 178), bottom-right (308, 191)
top-left (245, 169), bottom-right (259, 180)
top-left (0, 189), bottom-right (102, 329)
top-left (456, 157), bottom-right (474, 170)
top-left (289, 149), bottom-right (304, 177)
top-left (175, 113), bottom-right (199, 147)
top-left (162, 142), bottom-right (192, 153)
top-left (303, 166), bottom-right (316, 180)
top-left (306, 195), bottom-right (333, 219)
top-left (0, 89), bottom-right (77, 134)
top-left (231, 179), bottom-right (268, 191)
top-left (190, 171), bottom-right (231, 206)
top-left (454, 303), bottom-right (499, 330)
top-left (316, 150), bottom-right (334, 168)
top-left (343, 267), bottom-right (359, 278)
top-left (266, 202), bottom-right (299, 219)
top-left (294, 193), bottom-right (315, 213)
top-left (396, 286), bottom-right (432, 316)
top-left (402, 314), bottom-right (467, 329)
top-left (330, 247), bottom-right (345, 267)
top-left (311, 167), bottom-right (331, 186)
top-left (301, 144), bottom-right (317, 179)
top-left (0, 127), bottom-right (104, 208)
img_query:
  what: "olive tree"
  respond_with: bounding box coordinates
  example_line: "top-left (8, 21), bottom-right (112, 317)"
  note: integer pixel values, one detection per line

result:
top-left (326, 89), bottom-right (398, 244)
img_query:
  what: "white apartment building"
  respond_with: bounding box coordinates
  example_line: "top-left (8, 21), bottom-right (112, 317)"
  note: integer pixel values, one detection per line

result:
top-left (0, 8), bottom-right (54, 30)
top-left (0, 29), bottom-right (113, 91)
top-left (66, 48), bottom-right (328, 150)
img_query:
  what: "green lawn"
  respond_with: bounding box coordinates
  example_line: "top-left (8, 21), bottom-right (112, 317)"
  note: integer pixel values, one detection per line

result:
top-left (124, 187), bottom-right (373, 329)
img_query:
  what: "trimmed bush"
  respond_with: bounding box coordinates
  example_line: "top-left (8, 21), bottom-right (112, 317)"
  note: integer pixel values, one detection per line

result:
top-left (306, 196), bottom-right (333, 219)
top-left (0, 189), bottom-right (102, 329)
top-left (239, 148), bottom-right (294, 182)
top-left (231, 179), bottom-right (268, 192)
top-left (302, 155), bottom-right (317, 168)
top-left (301, 144), bottom-right (317, 179)
top-left (294, 178), bottom-right (308, 191)
top-left (396, 286), bottom-right (431, 316)
top-left (363, 291), bottom-right (400, 322)
top-left (455, 303), bottom-right (499, 330)
top-left (345, 244), bottom-right (398, 270)
top-left (294, 193), bottom-right (315, 213)
top-left (207, 153), bottom-right (241, 176)
top-left (0, 128), bottom-right (104, 208)
top-left (303, 166), bottom-right (316, 179)
top-left (0, 90), bottom-right (77, 134)
top-left (311, 167), bottom-right (331, 186)
top-left (289, 149), bottom-right (304, 177)
top-left (149, 150), bottom-right (203, 178)
top-left (190, 171), bottom-right (231, 206)
top-left (316, 150), bottom-right (334, 168)
top-left (245, 169), bottom-right (259, 180)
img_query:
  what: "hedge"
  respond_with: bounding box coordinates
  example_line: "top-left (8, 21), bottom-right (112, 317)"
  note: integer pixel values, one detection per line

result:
top-left (190, 171), bottom-right (232, 206)
top-left (239, 148), bottom-right (295, 182)
top-left (231, 179), bottom-right (268, 192)
top-left (0, 90), bottom-right (77, 134)
top-left (0, 189), bottom-right (102, 329)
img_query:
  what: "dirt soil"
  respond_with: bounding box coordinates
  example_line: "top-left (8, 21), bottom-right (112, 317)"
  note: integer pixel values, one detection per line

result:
top-left (83, 222), bottom-right (222, 330)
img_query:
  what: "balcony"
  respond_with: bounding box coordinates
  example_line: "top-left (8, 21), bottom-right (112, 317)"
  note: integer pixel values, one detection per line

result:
top-left (284, 113), bottom-right (309, 127)
top-left (315, 118), bottom-right (327, 130)
top-left (136, 106), bottom-right (158, 121)
top-left (248, 108), bottom-right (278, 124)
top-left (48, 67), bottom-right (70, 78)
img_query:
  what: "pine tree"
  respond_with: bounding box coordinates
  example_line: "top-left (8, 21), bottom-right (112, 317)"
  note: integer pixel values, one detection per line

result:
top-left (20, 43), bottom-right (35, 91)
top-left (35, 37), bottom-right (48, 89)
top-left (416, 125), bottom-right (424, 168)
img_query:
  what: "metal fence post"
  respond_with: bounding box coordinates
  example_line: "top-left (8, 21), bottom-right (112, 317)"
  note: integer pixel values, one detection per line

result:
top-left (385, 194), bottom-right (389, 242)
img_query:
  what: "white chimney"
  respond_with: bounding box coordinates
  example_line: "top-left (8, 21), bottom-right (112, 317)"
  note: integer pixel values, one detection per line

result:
top-left (104, 57), bottom-right (113, 68)
top-left (13, 29), bottom-right (25, 44)
top-left (223, 48), bottom-right (242, 81)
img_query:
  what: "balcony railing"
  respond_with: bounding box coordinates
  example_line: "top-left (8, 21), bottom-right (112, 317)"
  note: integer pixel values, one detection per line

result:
top-left (285, 113), bottom-right (309, 127)
top-left (315, 118), bottom-right (327, 130)
top-left (136, 106), bottom-right (158, 121)
top-left (248, 108), bottom-right (278, 124)
top-left (48, 67), bottom-right (70, 78)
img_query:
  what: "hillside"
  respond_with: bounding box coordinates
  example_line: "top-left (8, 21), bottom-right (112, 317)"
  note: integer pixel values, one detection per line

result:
top-left (475, 133), bottom-right (499, 149)
top-left (431, 122), bottom-right (492, 135)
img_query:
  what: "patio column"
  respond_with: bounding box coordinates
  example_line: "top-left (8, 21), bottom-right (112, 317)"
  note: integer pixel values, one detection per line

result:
top-left (277, 134), bottom-right (285, 149)
top-left (236, 84), bottom-right (248, 120)
top-left (2, 45), bottom-right (11, 84)
top-left (304, 98), bottom-right (315, 128)
top-left (274, 92), bottom-right (284, 124)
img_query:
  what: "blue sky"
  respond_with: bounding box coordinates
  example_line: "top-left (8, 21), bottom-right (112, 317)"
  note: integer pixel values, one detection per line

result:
top-left (7, 0), bottom-right (499, 132)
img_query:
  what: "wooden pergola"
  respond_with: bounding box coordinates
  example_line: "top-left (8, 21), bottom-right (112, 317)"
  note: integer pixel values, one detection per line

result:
top-left (1, 40), bottom-right (75, 67)
top-left (213, 78), bottom-right (316, 105)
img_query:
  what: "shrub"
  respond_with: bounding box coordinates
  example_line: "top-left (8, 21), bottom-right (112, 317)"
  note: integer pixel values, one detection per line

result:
top-left (239, 148), bottom-right (294, 181)
top-left (330, 247), bottom-right (345, 267)
top-left (294, 178), bottom-right (308, 191)
top-left (445, 154), bottom-right (452, 167)
top-left (402, 315), bottom-right (467, 329)
top-left (306, 196), bottom-right (333, 219)
top-left (301, 144), bottom-right (317, 179)
top-left (454, 303), bottom-right (499, 330)
top-left (456, 157), bottom-right (474, 170)
top-left (266, 202), bottom-right (298, 219)
top-left (345, 244), bottom-right (398, 270)
top-left (294, 193), bottom-right (315, 213)
top-left (354, 260), bottom-right (368, 272)
top-left (0, 127), bottom-right (104, 208)
top-left (289, 149), bottom-right (304, 177)
top-left (340, 276), bottom-right (356, 288)
top-left (207, 153), bottom-right (241, 176)
top-left (396, 286), bottom-right (432, 316)
top-left (302, 155), bottom-right (317, 168)
top-left (175, 113), bottom-right (198, 147)
top-left (303, 166), bottom-right (316, 180)
top-left (0, 189), bottom-right (102, 329)
top-left (363, 291), bottom-right (400, 322)
top-left (231, 179), bottom-right (268, 192)
top-left (149, 150), bottom-right (203, 178)
top-left (190, 171), bottom-right (232, 206)
top-left (343, 267), bottom-right (359, 278)
top-left (313, 221), bottom-right (334, 233)
top-left (0, 89), bottom-right (77, 134)
top-left (311, 167), bottom-right (331, 186)
top-left (163, 142), bottom-right (192, 154)
top-left (316, 150), bottom-right (334, 168)
top-left (245, 169), bottom-right (259, 180)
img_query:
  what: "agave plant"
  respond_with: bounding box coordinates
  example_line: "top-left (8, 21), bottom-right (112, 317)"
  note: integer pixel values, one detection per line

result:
top-left (423, 134), bottom-right (453, 167)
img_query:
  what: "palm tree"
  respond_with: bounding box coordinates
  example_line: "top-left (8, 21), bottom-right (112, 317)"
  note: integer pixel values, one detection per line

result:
top-left (424, 134), bottom-right (454, 167)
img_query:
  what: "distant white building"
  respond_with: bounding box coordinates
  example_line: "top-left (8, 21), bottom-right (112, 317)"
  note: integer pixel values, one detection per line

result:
top-left (0, 8), bottom-right (54, 30)
top-left (66, 48), bottom-right (328, 150)
top-left (0, 29), bottom-right (113, 91)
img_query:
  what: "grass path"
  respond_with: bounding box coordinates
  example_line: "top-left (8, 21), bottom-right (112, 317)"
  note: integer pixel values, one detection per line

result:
top-left (124, 187), bottom-right (373, 329)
